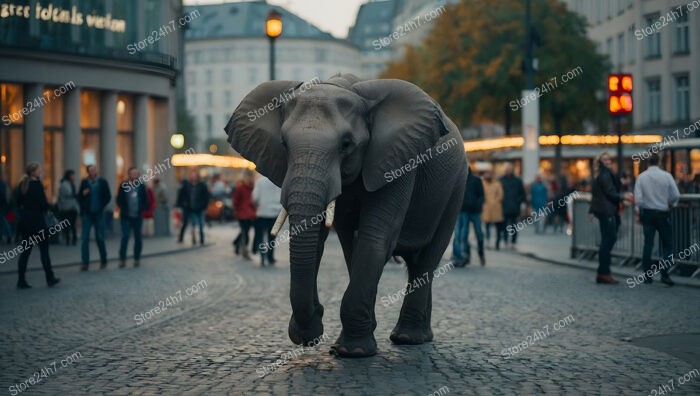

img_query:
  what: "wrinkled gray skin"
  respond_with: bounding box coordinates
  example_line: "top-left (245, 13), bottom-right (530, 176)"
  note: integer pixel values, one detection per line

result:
top-left (226, 74), bottom-right (467, 357)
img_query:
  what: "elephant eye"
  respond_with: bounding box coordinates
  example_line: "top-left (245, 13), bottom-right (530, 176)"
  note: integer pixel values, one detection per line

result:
top-left (280, 138), bottom-right (288, 149)
top-left (341, 136), bottom-right (353, 152)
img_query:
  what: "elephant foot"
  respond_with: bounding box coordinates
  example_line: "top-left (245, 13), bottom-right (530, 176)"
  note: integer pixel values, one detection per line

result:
top-left (288, 305), bottom-right (324, 347)
top-left (330, 330), bottom-right (377, 358)
top-left (390, 323), bottom-right (432, 345)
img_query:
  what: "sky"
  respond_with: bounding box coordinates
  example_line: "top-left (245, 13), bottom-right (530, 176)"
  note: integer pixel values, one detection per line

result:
top-left (183, 0), bottom-right (366, 38)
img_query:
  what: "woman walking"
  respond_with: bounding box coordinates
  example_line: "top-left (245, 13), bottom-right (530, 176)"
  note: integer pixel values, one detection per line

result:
top-left (589, 152), bottom-right (632, 284)
top-left (57, 170), bottom-right (79, 245)
top-left (232, 170), bottom-right (256, 260)
top-left (16, 162), bottom-right (60, 289)
top-left (481, 171), bottom-right (504, 249)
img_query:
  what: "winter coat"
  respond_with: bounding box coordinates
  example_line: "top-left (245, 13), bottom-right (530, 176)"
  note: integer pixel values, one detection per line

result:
top-left (590, 166), bottom-right (622, 217)
top-left (481, 179), bottom-right (504, 223)
top-left (500, 175), bottom-right (526, 217)
top-left (461, 171), bottom-right (484, 214)
top-left (233, 181), bottom-right (256, 220)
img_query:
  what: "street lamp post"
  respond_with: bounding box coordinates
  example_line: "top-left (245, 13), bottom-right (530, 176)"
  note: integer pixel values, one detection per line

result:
top-left (266, 10), bottom-right (282, 81)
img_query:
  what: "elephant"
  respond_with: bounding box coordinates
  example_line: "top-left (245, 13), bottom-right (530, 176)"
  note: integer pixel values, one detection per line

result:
top-left (225, 74), bottom-right (467, 357)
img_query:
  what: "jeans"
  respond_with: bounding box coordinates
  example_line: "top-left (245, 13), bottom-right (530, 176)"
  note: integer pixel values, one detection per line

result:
top-left (81, 212), bottom-right (107, 266)
top-left (18, 230), bottom-right (55, 284)
top-left (254, 217), bottom-right (277, 262)
top-left (59, 209), bottom-right (78, 244)
top-left (595, 214), bottom-right (619, 275)
top-left (236, 219), bottom-right (254, 252)
top-left (119, 217), bottom-right (143, 261)
top-left (0, 214), bottom-right (12, 242)
top-left (641, 209), bottom-right (673, 278)
top-left (501, 214), bottom-right (518, 245)
top-left (179, 210), bottom-right (204, 243)
top-left (452, 213), bottom-right (484, 261)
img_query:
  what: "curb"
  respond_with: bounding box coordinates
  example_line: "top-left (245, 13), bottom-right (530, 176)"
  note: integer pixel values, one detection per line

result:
top-left (0, 242), bottom-right (214, 276)
top-left (514, 250), bottom-right (700, 289)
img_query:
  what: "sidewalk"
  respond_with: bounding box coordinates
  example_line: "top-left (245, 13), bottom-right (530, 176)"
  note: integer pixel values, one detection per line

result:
top-left (0, 230), bottom-right (214, 276)
top-left (486, 226), bottom-right (700, 289)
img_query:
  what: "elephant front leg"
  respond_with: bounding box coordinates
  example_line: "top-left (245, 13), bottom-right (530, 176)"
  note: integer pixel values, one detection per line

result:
top-left (332, 236), bottom-right (389, 357)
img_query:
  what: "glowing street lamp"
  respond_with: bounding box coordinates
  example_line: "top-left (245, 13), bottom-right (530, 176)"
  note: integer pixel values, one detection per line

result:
top-left (266, 10), bottom-right (282, 80)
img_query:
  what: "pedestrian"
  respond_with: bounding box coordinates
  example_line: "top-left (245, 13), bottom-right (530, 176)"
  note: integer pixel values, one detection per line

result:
top-left (116, 167), bottom-right (149, 268)
top-left (481, 170), bottom-right (504, 247)
top-left (57, 170), bottom-right (79, 245)
top-left (0, 176), bottom-right (12, 244)
top-left (252, 175), bottom-right (282, 266)
top-left (634, 154), bottom-right (680, 286)
top-left (15, 162), bottom-right (60, 289)
top-left (142, 183), bottom-right (156, 237)
top-left (529, 174), bottom-right (548, 234)
top-left (78, 164), bottom-right (111, 271)
top-left (152, 177), bottom-right (170, 236)
top-left (589, 152), bottom-right (633, 284)
top-left (176, 169), bottom-right (210, 245)
top-left (452, 166), bottom-right (485, 267)
top-left (499, 163), bottom-right (525, 248)
top-left (233, 170), bottom-right (256, 260)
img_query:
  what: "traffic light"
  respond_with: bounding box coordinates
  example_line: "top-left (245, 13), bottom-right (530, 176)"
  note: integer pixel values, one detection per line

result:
top-left (608, 74), bottom-right (633, 115)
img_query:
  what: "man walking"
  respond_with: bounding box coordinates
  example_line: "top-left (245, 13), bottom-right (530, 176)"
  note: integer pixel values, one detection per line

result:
top-left (634, 154), bottom-right (680, 286)
top-left (152, 177), bottom-right (170, 236)
top-left (117, 167), bottom-right (149, 268)
top-left (176, 170), bottom-right (210, 245)
top-left (78, 165), bottom-right (111, 271)
top-left (452, 166), bottom-right (485, 267)
top-left (499, 163), bottom-right (525, 247)
top-left (253, 175), bottom-right (282, 266)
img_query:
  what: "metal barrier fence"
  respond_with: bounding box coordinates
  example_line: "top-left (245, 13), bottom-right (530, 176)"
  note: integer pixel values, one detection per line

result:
top-left (571, 193), bottom-right (700, 278)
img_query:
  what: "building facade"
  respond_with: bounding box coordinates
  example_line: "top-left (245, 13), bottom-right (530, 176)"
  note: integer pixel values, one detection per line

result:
top-left (184, 1), bottom-right (362, 154)
top-left (562, 0), bottom-right (700, 134)
top-left (0, 0), bottom-right (183, 201)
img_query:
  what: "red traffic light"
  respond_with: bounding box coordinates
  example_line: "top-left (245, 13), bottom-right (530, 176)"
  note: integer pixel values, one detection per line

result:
top-left (608, 73), bottom-right (633, 115)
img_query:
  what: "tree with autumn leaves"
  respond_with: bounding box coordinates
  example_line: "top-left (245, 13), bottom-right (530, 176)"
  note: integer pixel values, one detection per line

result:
top-left (381, 0), bottom-right (609, 137)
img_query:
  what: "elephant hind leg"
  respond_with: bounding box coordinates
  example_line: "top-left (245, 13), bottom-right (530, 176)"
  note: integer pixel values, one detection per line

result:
top-left (391, 181), bottom-right (465, 345)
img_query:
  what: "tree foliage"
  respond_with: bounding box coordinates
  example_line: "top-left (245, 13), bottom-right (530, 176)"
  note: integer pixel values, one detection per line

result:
top-left (381, 0), bottom-right (609, 133)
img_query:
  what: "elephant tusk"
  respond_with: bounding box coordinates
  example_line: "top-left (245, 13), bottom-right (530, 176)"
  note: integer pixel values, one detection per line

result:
top-left (271, 208), bottom-right (288, 237)
top-left (325, 200), bottom-right (336, 228)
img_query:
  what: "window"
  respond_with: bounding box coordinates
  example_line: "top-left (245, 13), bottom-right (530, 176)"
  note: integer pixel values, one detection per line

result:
top-left (646, 78), bottom-right (661, 124)
top-left (224, 91), bottom-right (231, 106)
top-left (673, 13), bottom-right (689, 54)
top-left (674, 75), bottom-right (689, 121)
top-left (190, 92), bottom-right (197, 107)
top-left (205, 69), bottom-right (212, 85)
top-left (188, 71), bottom-right (196, 84)
top-left (248, 67), bottom-right (258, 84)
top-left (205, 114), bottom-right (212, 138)
top-left (617, 33), bottom-right (625, 67)
top-left (644, 14), bottom-right (661, 58)
top-left (206, 92), bottom-right (212, 107)
top-left (627, 25), bottom-right (636, 64)
top-left (606, 37), bottom-right (613, 57)
top-left (223, 69), bottom-right (232, 83)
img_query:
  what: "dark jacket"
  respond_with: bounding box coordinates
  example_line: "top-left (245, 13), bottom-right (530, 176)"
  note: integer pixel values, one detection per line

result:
top-left (590, 166), bottom-right (621, 217)
top-left (176, 180), bottom-right (210, 212)
top-left (461, 171), bottom-right (484, 214)
top-left (116, 181), bottom-right (149, 219)
top-left (78, 177), bottom-right (111, 214)
top-left (16, 179), bottom-right (49, 234)
top-left (500, 174), bottom-right (526, 217)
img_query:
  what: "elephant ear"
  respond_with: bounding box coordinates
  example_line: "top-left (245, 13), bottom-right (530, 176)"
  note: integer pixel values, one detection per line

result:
top-left (352, 79), bottom-right (453, 192)
top-left (225, 80), bottom-right (301, 187)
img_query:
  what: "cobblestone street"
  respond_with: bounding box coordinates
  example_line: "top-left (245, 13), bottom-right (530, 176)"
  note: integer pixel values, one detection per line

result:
top-left (1, 225), bottom-right (698, 395)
